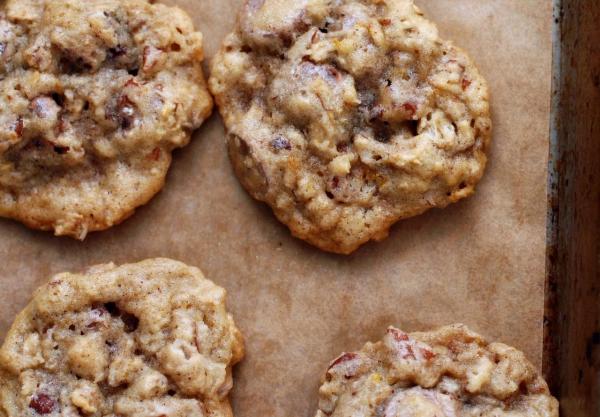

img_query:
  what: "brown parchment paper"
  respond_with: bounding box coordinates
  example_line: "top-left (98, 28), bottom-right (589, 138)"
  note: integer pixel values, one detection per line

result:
top-left (0, 1), bottom-right (552, 416)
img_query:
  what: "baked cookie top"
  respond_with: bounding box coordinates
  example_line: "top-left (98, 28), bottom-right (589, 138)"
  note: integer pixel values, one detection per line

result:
top-left (0, 0), bottom-right (213, 239)
top-left (210, 0), bottom-right (492, 254)
top-left (315, 325), bottom-right (558, 417)
top-left (0, 258), bottom-right (244, 417)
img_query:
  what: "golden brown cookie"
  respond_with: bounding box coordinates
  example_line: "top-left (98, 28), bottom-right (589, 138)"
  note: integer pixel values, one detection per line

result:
top-left (0, 259), bottom-right (244, 417)
top-left (0, 0), bottom-right (213, 238)
top-left (210, 0), bottom-right (492, 254)
top-left (315, 325), bottom-right (558, 417)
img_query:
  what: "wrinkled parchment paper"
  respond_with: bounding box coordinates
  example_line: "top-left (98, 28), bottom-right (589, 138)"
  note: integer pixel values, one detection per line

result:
top-left (0, 1), bottom-right (552, 416)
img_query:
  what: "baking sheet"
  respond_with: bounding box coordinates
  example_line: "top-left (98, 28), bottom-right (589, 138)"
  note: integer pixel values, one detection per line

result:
top-left (0, 1), bottom-right (553, 416)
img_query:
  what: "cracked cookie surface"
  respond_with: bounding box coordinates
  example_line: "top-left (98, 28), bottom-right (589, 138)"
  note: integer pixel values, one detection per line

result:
top-left (0, 258), bottom-right (244, 417)
top-left (315, 325), bottom-right (558, 417)
top-left (210, 0), bottom-right (492, 254)
top-left (0, 0), bottom-right (213, 238)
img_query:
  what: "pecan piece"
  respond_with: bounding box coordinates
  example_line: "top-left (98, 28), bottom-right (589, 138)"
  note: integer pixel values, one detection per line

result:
top-left (143, 46), bottom-right (164, 72)
top-left (29, 393), bottom-right (56, 414)
top-left (148, 147), bottom-right (161, 161)
top-left (387, 327), bottom-right (409, 342)
top-left (328, 352), bottom-right (358, 370)
top-left (421, 348), bottom-right (436, 360)
top-left (14, 116), bottom-right (23, 137)
top-left (401, 102), bottom-right (417, 117)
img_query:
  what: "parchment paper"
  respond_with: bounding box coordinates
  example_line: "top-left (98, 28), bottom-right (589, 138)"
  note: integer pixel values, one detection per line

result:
top-left (0, 1), bottom-right (552, 416)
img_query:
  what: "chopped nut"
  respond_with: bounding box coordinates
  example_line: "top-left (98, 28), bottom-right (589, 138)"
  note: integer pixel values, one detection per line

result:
top-left (67, 334), bottom-right (109, 382)
top-left (14, 116), bottom-right (24, 137)
top-left (402, 102), bottom-right (417, 117)
top-left (143, 45), bottom-right (164, 72)
top-left (328, 352), bottom-right (358, 370)
top-left (71, 382), bottom-right (103, 414)
top-left (329, 154), bottom-right (354, 176)
top-left (387, 327), bottom-right (409, 342)
top-left (148, 147), bottom-right (161, 161)
top-left (29, 393), bottom-right (56, 414)
top-left (421, 348), bottom-right (436, 360)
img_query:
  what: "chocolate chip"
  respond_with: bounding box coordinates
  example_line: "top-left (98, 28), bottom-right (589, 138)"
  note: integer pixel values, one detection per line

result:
top-left (107, 95), bottom-right (137, 130)
top-left (31, 138), bottom-right (47, 149)
top-left (53, 146), bottom-right (69, 155)
top-left (405, 119), bottom-right (419, 136)
top-left (271, 136), bottom-right (291, 151)
top-left (121, 312), bottom-right (139, 333)
top-left (103, 302), bottom-right (138, 332)
top-left (104, 302), bottom-right (120, 317)
top-left (372, 120), bottom-right (392, 143)
top-left (29, 393), bottom-right (56, 414)
top-left (336, 142), bottom-right (349, 153)
top-left (59, 54), bottom-right (92, 73)
top-left (107, 45), bottom-right (126, 60)
top-left (51, 93), bottom-right (64, 107)
top-left (0, 42), bottom-right (6, 55)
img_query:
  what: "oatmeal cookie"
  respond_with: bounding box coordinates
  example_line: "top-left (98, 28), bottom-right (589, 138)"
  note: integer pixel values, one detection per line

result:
top-left (0, 258), bottom-right (244, 417)
top-left (0, 0), bottom-right (213, 238)
top-left (210, 0), bottom-right (492, 254)
top-left (315, 325), bottom-right (558, 417)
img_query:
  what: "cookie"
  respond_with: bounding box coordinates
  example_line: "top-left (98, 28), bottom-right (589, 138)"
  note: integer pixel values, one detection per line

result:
top-left (315, 325), bottom-right (558, 417)
top-left (210, 0), bottom-right (492, 254)
top-left (0, 258), bottom-right (244, 417)
top-left (0, 0), bottom-right (213, 239)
